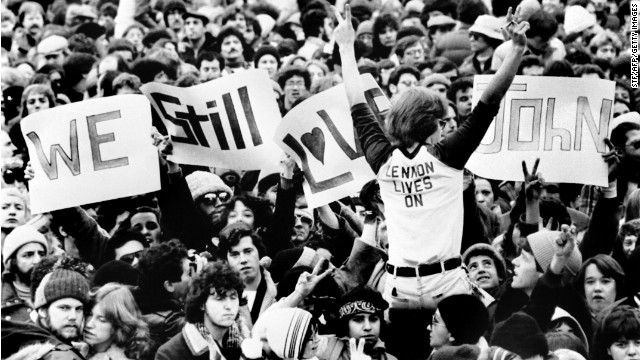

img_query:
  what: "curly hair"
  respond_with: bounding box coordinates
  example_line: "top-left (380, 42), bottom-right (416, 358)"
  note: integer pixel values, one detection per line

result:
top-left (184, 261), bottom-right (244, 323)
top-left (221, 195), bottom-right (273, 231)
top-left (137, 239), bottom-right (187, 293)
top-left (89, 283), bottom-right (150, 359)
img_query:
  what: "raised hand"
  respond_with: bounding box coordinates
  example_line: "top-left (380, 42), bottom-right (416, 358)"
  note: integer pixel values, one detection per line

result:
top-left (501, 6), bottom-right (530, 49)
top-left (522, 158), bottom-right (543, 201)
top-left (294, 258), bottom-right (333, 299)
top-left (349, 338), bottom-right (371, 360)
top-left (549, 224), bottom-right (577, 274)
top-left (331, 5), bottom-right (355, 49)
top-left (280, 153), bottom-right (296, 179)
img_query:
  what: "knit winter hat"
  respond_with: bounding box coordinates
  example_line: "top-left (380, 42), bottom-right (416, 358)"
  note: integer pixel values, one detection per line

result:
top-left (92, 260), bottom-right (139, 287)
top-left (431, 345), bottom-right (481, 360)
top-left (491, 312), bottom-right (549, 359)
top-left (2, 225), bottom-right (49, 267)
top-left (438, 294), bottom-right (489, 345)
top-left (356, 20), bottom-right (374, 37)
top-left (526, 230), bottom-right (582, 276)
top-left (163, 0), bottom-right (186, 15)
top-left (462, 243), bottom-right (507, 281)
top-left (185, 171), bottom-right (233, 201)
top-left (256, 14), bottom-right (276, 38)
top-left (260, 308), bottom-right (313, 359)
top-left (422, 73), bottom-right (451, 88)
top-left (270, 247), bottom-right (319, 283)
top-left (253, 45), bottom-right (281, 69)
top-left (33, 269), bottom-right (90, 309)
top-left (564, 6), bottom-right (596, 35)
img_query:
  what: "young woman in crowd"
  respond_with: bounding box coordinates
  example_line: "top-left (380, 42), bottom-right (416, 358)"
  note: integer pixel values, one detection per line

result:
top-left (591, 305), bottom-right (640, 360)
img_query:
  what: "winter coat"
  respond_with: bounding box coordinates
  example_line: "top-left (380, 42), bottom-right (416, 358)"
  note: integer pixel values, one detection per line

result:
top-left (86, 344), bottom-right (132, 360)
top-left (1, 319), bottom-right (86, 360)
top-left (155, 323), bottom-right (241, 360)
top-left (1, 272), bottom-right (33, 323)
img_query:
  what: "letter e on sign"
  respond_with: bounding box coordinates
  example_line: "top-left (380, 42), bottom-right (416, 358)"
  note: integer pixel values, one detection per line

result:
top-left (87, 110), bottom-right (129, 171)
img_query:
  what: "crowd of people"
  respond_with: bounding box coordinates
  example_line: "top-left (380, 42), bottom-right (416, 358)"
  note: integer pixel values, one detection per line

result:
top-left (1, 0), bottom-right (640, 359)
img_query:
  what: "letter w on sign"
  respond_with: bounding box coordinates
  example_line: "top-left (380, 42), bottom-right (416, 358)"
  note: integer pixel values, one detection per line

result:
top-left (20, 95), bottom-right (160, 214)
top-left (274, 74), bottom-right (390, 208)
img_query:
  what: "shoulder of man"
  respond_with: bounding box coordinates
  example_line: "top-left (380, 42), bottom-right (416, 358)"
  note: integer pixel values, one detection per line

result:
top-left (7, 343), bottom-right (85, 360)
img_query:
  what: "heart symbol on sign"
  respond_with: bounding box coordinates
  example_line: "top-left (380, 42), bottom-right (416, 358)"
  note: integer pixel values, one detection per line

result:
top-left (301, 127), bottom-right (325, 164)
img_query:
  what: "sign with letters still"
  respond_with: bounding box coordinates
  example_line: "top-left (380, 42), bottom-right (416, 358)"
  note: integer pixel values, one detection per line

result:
top-left (467, 76), bottom-right (615, 186)
top-left (141, 70), bottom-right (282, 170)
top-left (274, 74), bottom-right (391, 208)
top-left (21, 95), bottom-right (160, 214)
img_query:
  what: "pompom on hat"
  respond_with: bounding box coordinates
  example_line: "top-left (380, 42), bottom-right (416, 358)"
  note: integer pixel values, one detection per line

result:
top-left (254, 308), bottom-right (314, 359)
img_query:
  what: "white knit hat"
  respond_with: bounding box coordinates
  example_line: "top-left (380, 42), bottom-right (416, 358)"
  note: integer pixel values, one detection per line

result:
top-left (185, 171), bottom-right (233, 201)
top-left (527, 230), bottom-right (582, 276)
top-left (2, 225), bottom-right (48, 267)
top-left (564, 6), bottom-right (596, 34)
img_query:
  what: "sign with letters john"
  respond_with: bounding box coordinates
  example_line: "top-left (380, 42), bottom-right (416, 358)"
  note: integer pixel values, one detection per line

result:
top-left (274, 74), bottom-right (391, 208)
top-left (467, 76), bottom-right (615, 186)
top-left (21, 95), bottom-right (160, 214)
top-left (141, 70), bottom-right (282, 169)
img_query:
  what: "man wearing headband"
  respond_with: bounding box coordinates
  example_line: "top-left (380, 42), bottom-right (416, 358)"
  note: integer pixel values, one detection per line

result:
top-left (320, 287), bottom-right (398, 360)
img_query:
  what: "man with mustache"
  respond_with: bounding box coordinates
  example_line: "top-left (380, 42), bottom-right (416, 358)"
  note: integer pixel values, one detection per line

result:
top-left (1, 225), bottom-right (48, 322)
top-left (216, 26), bottom-right (249, 75)
top-left (12, 2), bottom-right (45, 56)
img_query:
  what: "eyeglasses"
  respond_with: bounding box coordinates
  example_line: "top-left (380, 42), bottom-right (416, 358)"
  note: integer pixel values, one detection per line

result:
top-left (119, 250), bottom-right (143, 264)
top-left (201, 192), bottom-right (231, 206)
top-left (294, 213), bottom-right (313, 226)
top-left (285, 80), bottom-right (306, 88)
top-left (626, 140), bottom-right (640, 150)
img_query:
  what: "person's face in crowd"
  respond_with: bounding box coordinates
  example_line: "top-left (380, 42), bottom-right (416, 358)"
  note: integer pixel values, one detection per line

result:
top-left (226, 14), bottom-right (247, 32)
top-left (469, 32), bottom-right (490, 53)
top-left (196, 191), bottom-right (231, 228)
top-left (199, 59), bottom-right (222, 82)
top-left (263, 184), bottom-right (278, 208)
top-left (401, 43), bottom-right (425, 65)
top-left (307, 64), bottom-right (325, 85)
top-left (467, 255), bottom-right (501, 291)
top-left (348, 312), bottom-right (382, 350)
top-left (113, 50), bottom-right (133, 65)
top-left (622, 235), bottom-right (637, 259)
top-left (583, 264), bottom-right (617, 315)
top-left (166, 9), bottom-right (185, 31)
top-left (84, 303), bottom-right (115, 352)
top-left (227, 200), bottom-right (255, 228)
top-left (615, 86), bottom-right (631, 103)
top-left (358, 32), bottom-right (373, 48)
top-left (1, 130), bottom-right (17, 159)
top-left (550, 320), bottom-right (575, 336)
top-left (185, 17), bottom-right (205, 41)
top-left (1, 194), bottom-right (27, 231)
top-left (475, 178), bottom-right (494, 208)
top-left (455, 88), bottom-right (473, 118)
top-left (284, 75), bottom-right (307, 106)
top-left (227, 236), bottom-right (260, 284)
top-left (40, 298), bottom-right (85, 342)
top-left (114, 240), bottom-right (144, 266)
top-left (522, 65), bottom-right (544, 76)
top-left (608, 338), bottom-right (640, 360)
top-left (301, 324), bottom-right (321, 359)
top-left (22, 10), bottom-right (44, 37)
top-left (528, 36), bottom-right (551, 53)
top-left (614, 102), bottom-right (630, 118)
top-left (392, 73), bottom-right (418, 97)
top-left (511, 250), bottom-right (540, 291)
top-left (623, 129), bottom-right (640, 162)
top-left (204, 288), bottom-right (239, 330)
top-left (131, 212), bottom-right (162, 245)
top-left (14, 242), bottom-right (45, 283)
top-left (163, 42), bottom-right (180, 60)
top-left (220, 35), bottom-right (243, 62)
top-left (595, 43), bottom-right (617, 62)
top-left (378, 26), bottom-right (397, 48)
top-left (428, 310), bottom-right (452, 349)
top-left (244, 23), bottom-right (256, 44)
top-left (427, 83), bottom-right (447, 96)
top-left (25, 92), bottom-right (50, 115)
top-left (323, 17), bottom-right (334, 41)
top-left (439, 105), bottom-right (457, 139)
top-left (257, 55), bottom-right (278, 78)
top-left (125, 28), bottom-right (144, 50)
top-left (291, 209), bottom-right (313, 244)
top-left (42, 50), bottom-right (66, 67)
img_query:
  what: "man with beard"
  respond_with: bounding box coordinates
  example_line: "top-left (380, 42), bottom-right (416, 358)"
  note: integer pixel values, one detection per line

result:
top-left (216, 26), bottom-right (249, 75)
top-left (1, 225), bottom-right (48, 322)
top-left (179, 10), bottom-right (216, 66)
top-left (12, 2), bottom-right (45, 56)
top-left (277, 66), bottom-right (311, 114)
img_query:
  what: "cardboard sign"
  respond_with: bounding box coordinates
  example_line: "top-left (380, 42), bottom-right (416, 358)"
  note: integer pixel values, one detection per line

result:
top-left (467, 76), bottom-right (615, 186)
top-left (21, 95), bottom-right (160, 214)
top-left (274, 74), bottom-right (391, 208)
top-left (141, 70), bottom-right (282, 170)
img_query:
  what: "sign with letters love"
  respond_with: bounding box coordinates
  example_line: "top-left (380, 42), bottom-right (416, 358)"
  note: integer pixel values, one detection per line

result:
top-left (274, 74), bottom-right (391, 208)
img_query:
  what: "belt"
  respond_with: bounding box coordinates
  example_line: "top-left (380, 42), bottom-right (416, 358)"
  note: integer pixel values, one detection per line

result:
top-left (386, 258), bottom-right (462, 277)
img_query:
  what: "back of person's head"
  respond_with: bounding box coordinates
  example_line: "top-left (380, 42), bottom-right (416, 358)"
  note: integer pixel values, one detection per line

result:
top-left (301, 8), bottom-right (328, 38)
top-left (592, 305), bottom-right (640, 360)
top-left (456, 0), bottom-right (488, 25)
top-left (63, 52), bottom-right (97, 86)
top-left (546, 332), bottom-right (588, 359)
top-left (527, 10), bottom-right (558, 41)
top-left (625, 189), bottom-right (640, 221)
top-left (131, 58), bottom-right (169, 84)
top-left (137, 239), bottom-right (188, 293)
top-left (611, 121), bottom-right (640, 149)
top-left (574, 64), bottom-right (605, 78)
top-left (68, 33), bottom-right (98, 56)
top-left (544, 60), bottom-right (575, 77)
top-left (386, 87), bottom-right (447, 147)
top-left (491, 312), bottom-right (549, 359)
top-left (437, 294), bottom-right (489, 345)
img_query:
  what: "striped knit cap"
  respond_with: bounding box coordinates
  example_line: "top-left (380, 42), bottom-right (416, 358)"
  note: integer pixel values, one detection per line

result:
top-left (33, 269), bottom-right (90, 309)
top-left (262, 308), bottom-right (313, 359)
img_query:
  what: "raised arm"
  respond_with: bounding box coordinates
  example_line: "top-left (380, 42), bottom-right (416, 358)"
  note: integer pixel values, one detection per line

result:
top-left (332, 5), bottom-right (365, 107)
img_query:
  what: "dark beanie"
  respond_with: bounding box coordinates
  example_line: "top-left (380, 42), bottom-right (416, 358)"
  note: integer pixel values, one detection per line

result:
top-left (253, 45), bottom-right (281, 68)
top-left (163, 0), bottom-right (186, 15)
top-left (33, 269), bottom-right (90, 309)
top-left (270, 247), bottom-right (318, 283)
top-left (93, 260), bottom-right (139, 287)
top-left (438, 294), bottom-right (489, 345)
top-left (491, 312), bottom-right (549, 359)
top-left (431, 345), bottom-right (481, 360)
top-left (257, 173), bottom-right (280, 195)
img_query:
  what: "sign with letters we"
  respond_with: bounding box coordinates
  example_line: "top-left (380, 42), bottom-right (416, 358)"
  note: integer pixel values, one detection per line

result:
top-left (467, 75), bottom-right (615, 186)
top-left (274, 74), bottom-right (391, 208)
top-left (21, 95), bottom-right (160, 214)
top-left (141, 70), bottom-right (282, 170)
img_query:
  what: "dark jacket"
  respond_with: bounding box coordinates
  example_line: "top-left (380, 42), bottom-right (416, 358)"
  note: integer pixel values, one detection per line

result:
top-left (1, 319), bottom-right (85, 360)
top-left (155, 323), bottom-right (241, 360)
top-left (1, 272), bottom-right (33, 323)
top-left (179, 32), bottom-right (217, 66)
